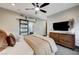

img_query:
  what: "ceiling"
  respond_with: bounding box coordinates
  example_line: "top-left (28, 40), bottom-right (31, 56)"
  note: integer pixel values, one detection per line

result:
top-left (0, 3), bottom-right (79, 20)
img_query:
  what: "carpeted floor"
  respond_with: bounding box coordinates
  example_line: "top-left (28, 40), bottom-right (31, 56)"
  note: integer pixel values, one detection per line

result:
top-left (56, 45), bottom-right (79, 55)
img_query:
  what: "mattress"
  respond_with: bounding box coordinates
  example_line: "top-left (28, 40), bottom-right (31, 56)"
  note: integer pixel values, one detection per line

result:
top-left (0, 36), bottom-right (34, 55)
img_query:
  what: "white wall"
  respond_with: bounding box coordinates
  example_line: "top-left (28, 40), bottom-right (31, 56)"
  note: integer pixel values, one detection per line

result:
top-left (33, 20), bottom-right (46, 35)
top-left (0, 7), bottom-right (25, 35)
top-left (0, 7), bottom-right (46, 36)
top-left (47, 5), bottom-right (79, 46)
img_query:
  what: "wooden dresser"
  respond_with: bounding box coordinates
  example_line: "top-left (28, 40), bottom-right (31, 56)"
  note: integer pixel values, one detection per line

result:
top-left (49, 32), bottom-right (75, 49)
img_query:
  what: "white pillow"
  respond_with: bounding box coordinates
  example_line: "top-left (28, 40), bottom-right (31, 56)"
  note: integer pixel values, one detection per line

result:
top-left (12, 34), bottom-right (22, 42)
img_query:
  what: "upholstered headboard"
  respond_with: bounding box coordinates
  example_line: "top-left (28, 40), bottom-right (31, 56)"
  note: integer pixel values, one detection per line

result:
top-left (0, 29), bottom-right (8, 48)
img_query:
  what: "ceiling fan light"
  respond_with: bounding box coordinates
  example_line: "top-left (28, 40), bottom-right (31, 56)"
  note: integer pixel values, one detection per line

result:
top-left (35, 7), bottom-right (40, 11)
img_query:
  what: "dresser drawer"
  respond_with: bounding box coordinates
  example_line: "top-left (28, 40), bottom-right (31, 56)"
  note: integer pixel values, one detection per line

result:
top-left (49, 32), bottom-right (59, 42)
top-left (59, 34), bottom-right (75, 43)
top-left (49, 33), bottom-right (58, 38)
top-left (59, 41), bottom-right (75, 48)
top-left (60, 40), bottom-right (74, 45)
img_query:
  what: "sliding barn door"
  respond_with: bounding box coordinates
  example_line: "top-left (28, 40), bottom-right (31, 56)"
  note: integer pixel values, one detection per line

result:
top-left (19, 19), bottom-right (29, 35)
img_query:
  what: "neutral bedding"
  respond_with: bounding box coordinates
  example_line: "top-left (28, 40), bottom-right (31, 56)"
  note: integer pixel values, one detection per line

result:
top-left (0, 29), bottom-right (57, 55)
top-left (24, 34), bottom-right (58, 55)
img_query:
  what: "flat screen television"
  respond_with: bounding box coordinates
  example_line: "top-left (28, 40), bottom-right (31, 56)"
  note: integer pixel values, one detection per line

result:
top-left (53, 21), bottom-right (69, 31)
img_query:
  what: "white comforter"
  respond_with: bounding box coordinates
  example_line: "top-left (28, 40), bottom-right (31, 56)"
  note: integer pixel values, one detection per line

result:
top-left (32, 34), bottom-right (58, 54)
top-left (0, 36), bottom-right (33, 55)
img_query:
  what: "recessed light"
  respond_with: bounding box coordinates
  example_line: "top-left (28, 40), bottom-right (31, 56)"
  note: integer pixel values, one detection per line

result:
top-left (11, 3), bottom-right (15, 6)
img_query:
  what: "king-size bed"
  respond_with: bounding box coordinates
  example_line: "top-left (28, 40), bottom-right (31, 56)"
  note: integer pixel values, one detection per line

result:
top-left (0, 29), bottom-right (57, 55)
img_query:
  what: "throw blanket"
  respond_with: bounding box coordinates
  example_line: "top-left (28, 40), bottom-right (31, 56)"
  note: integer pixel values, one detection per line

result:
top-left (24, 34), bottom-right (57, 55)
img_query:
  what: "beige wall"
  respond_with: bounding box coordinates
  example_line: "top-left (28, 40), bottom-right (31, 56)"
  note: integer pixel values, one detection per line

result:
top-left (0, 7), bottom-right (25, 35)
top-left (48, 5), bottom-right (79, 46)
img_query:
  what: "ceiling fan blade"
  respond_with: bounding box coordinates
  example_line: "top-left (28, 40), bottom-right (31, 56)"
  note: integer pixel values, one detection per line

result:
top-left (36, 3), bottom-right (39, 7)
top-left (40, 3), bottom-right (49, 8)
top-left (40, 9), bottom-right (47, 13)
top-left (25, 8), bottom-right (34, 10)
top-left (32, 3), bottom-right (36, 6)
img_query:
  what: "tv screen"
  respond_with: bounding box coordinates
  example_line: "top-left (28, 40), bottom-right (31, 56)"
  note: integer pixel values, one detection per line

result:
top-left (53, 21), bottom-right (69, 31)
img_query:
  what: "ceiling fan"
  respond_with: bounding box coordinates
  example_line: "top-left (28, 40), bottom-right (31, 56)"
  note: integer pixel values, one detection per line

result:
top-left (25, 3), bottom-right (49, 14)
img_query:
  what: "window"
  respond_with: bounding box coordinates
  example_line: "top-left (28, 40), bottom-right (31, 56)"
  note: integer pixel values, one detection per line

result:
top-left (28, 22), bottom-right (34, 34)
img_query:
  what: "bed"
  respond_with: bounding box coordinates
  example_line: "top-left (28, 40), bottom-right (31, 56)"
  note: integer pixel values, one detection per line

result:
top-left (24, 34), bottom-right (58, 55)
top-left (0, 29), bottom-right (57, 55)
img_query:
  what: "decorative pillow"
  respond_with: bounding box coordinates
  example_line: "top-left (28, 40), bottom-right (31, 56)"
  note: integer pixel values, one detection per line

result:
top-left (0, 29), bottom-right (8, 48)
top-left (6, 33), bottom-right (16, 47)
